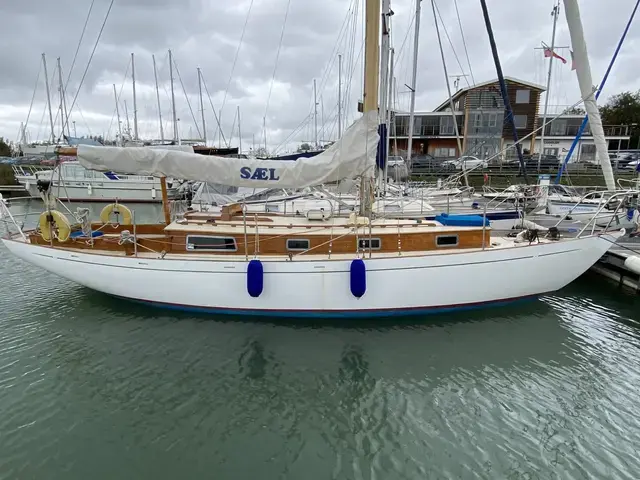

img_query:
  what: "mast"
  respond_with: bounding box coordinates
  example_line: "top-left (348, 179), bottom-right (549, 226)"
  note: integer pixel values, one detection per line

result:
top-left (57, 57), bottom-right (66, 139)
top-left (131, 53), bottom-right (139, 140)
top-left (197, 67), bottom-right (206, 144)
top-left (152, 54), bottom-right (165, 141)
top-left (431, 0), bottom-right (467, 187)
top-left (387, 47), bottom-right (395, 175)
top-left (378, 0), bottom-right (391, 191)
top-left (124, 100), bottom-right (131, 136)
top-left (406, 0), bottom-right (422, 169)
top-left (479, 0), bottom-right (528, 184)
top-left (538, 1), bottom-right (560, 170)
top-left (562, 0), bottom-right (615, 190)
top-left (169, 49), bottom-right (178, 142)
top-left (338, 54), bottom-right (343, 138)
top-left (42, 54), bottom-right (56, 144)
top-left (238, 105), bottom-right (242, 154)
top-left (556, 0), bottom-right (640, 183)
top-left (57, 57), bottom-right (70, 138)
top-left (113, 84), bottom-right (122, 143)
top-left (360, 0), bottom-right (380, 215)
top-left (313, 79), bottom-right (318, 149)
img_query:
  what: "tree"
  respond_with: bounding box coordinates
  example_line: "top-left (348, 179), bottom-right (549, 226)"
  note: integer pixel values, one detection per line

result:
top-left (0, 137), bottom-right (11, 157)
top-left (599, 91), bottom-right (640, 149)
top-left (297, 142), bottom-right (312, 152)
top-left (600, 91), bottom-right (640, 125)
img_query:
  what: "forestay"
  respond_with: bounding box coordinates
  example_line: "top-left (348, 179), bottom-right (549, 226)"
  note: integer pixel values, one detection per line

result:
top-left (78, 111), bottom-right (379, 188)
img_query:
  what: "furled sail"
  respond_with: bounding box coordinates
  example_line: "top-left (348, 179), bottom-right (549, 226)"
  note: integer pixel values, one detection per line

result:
top-left (78, 111), bottom-right (379, 188)
top-left (563, 0), bottom-right (615, 190)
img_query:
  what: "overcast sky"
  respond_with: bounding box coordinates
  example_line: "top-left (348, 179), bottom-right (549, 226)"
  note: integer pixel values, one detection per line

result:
top-left (1, 0), bottom-right (639, 154)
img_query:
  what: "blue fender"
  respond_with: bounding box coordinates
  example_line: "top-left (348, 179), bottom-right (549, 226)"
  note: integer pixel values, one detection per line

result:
top-left (247, 259), bottom-right (264, 298)
top-left (350, 259), bottom-right (366, 298)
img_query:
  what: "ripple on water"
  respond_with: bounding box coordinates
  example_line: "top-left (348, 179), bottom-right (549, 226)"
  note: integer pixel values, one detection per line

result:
top-left (1, 245), bottom-right (640, 479)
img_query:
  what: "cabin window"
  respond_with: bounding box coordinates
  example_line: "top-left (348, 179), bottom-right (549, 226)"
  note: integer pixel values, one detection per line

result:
top-left (515, 89), bottom-right (530, 104)
top-left (286, 239), bottom-right (310, 251)
top-left (514, 115), bottom-right (527, 129)
top-left (357, 238), bottom-right (381, 250)
top-left (186, 235), bottom-right (237, 251)
top-left (436, 235), bottom-right (459, 247)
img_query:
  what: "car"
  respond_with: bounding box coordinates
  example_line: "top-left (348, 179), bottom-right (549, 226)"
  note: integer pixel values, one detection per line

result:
top-left (408, 154), bottom-right (440, 173)
top-left (386, 155), bottom-right (409, 182)
top-left (441, 156), bottom-right (488, 171)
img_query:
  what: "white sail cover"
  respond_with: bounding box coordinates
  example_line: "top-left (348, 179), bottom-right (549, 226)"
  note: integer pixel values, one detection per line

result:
top-left (563, 0), bottom-right (615, 191)
top-left (78, 111), bottom-right (379, 188)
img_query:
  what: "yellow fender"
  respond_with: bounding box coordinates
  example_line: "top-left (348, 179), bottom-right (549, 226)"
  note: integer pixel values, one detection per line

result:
top-left (39, 210), bottom-right (71, 242)
top-left (100, 203), bottom-right (132, 225)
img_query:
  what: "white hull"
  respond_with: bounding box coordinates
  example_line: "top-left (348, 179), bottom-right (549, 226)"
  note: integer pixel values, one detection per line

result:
top-left (545, 201), bottom-right (636, 228)
top-left (2, 233), bottom-right (619, 317)
top-left (21, 181), bottom-right (174, 203)
top-left (19, 144), bottom-right (61, 157)
top-left (16, 176), bottom-right (177, 203)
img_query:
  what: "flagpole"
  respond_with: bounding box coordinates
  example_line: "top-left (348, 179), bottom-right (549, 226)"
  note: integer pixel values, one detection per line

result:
top-left (538, 0), bottom-right (560, 172)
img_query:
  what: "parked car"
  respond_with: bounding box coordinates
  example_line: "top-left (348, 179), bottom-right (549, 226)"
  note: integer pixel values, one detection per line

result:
top-left (441, 156), bottom-right (488, 171)
top-left (386, 156), bottom-right (409, 182)
top-left (408, 154), bottom-right (440, 173)
top-left (504, 154), bottom-right (560, 170)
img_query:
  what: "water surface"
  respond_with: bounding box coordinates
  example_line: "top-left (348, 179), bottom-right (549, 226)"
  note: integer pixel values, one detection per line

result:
top-left (1, 203), bottom-right (640, 479)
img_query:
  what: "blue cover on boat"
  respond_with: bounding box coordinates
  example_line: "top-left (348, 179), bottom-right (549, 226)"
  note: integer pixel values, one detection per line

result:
top-left (434, 213), bottom-right (490, 227)
top-left (70, 230), bottom-right (105, 239)
top-left (247, 259), bottom-right (264, 298)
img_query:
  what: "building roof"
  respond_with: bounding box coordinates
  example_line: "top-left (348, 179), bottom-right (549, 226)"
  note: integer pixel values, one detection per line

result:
top-left (434, 77), bottom-right (547, 112)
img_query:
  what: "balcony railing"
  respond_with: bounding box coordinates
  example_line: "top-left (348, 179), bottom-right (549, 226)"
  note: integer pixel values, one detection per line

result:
top-left (543, 124), bottom-right (629, 137)
top-left (392, 125), bottom-right (464, 137)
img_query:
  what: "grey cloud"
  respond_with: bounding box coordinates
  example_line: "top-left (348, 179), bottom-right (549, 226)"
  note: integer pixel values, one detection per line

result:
top-left (1, 0), bottom-right (640, 151)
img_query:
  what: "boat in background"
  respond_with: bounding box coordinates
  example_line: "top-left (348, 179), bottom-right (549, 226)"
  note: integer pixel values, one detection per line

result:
top-left (13, 161), bottom-right (180, 203)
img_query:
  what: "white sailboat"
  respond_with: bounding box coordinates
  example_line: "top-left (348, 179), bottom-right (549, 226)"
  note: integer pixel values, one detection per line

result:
top-left (0, 0), bottom-right (622, 318)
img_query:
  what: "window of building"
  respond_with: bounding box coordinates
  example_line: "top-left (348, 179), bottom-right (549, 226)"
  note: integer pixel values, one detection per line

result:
top-left (434, 147), bottom-right (457, 158)
top-left (514, 115), bottom-right (527, 129)
top-left (439, 116), bottom-right (454, 135)
top-left (543, 147), bottom-right (559, 157)
top-left (473, 113), bottom-right (482, 128)
top-left (286, 239), bottom-right (310, 251)
top-left (580, 144), bottom-right (597, 160)
top-left (186, 236), bottom-right (237, 251)
top-left (436, 235), bottom-right (459, 247)
top-left (515, 89), bottom-right (530, 104)
top-left (357, 238), bottom-right (381, 250)
top-left (549, 119), bottom-right (567, 136)
top-left (488, 113), bottom-right (498, 128)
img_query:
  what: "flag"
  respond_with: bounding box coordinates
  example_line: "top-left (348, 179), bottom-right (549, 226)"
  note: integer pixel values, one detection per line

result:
top-left (570, 50), bottom-right (576, 71)
top-left (544, 46), bottom-right (567, 64)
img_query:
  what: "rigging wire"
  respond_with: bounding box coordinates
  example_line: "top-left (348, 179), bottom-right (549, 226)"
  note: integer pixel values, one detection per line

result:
top-left (220, 0), bottom-right (255, 124)
top-left (272, 113), bottom-right (314, 153)
top-left (263, 0), bottom-right (293, 150)
top-left (172, 58), bottom-right (202, 139)
top-left (106, 59), bottom-right (132, 140)
top-left (20, 60), bottom-right (42, 143)
top-left (74, 101), bottom-right (94, 137)
top-left (452, 0), bottom-right (475, 85)
top-left (61, 0), bottom-right (115, 141)
top-left (200, 71), bottom-right (228, 146)
top-left (64, 0), bottom-right (96, 91)
top-left (433, 1), bottom-right (471, 88)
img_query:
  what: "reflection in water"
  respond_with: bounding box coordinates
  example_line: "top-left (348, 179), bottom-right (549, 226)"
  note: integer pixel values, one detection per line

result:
top-left (1, 234), bottom-right (640, 478)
